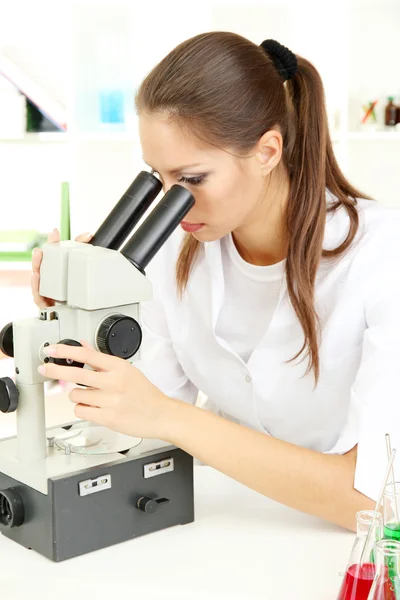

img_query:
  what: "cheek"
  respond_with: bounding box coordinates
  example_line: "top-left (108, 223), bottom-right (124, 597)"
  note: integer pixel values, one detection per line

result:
top-left (203, 175), bottom-right (244, 217)
top-left (190, 180), bottom-right (248, 241)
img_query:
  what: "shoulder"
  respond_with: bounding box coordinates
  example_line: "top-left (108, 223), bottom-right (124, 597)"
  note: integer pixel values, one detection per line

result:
top-left (325, 196), bottom-right (400, 259)
top-left (357, 198), bottom-right (400, 232)
top-left (355, 199), bottom-right (400, 260)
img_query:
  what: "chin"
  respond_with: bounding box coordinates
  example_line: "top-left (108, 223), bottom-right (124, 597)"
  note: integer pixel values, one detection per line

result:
top-left (191, 228), bottom-right (227, 243)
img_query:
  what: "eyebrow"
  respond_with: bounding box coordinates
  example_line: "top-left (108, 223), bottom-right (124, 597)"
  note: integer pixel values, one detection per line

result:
top-left (142, 159), bottom-right (205, 175)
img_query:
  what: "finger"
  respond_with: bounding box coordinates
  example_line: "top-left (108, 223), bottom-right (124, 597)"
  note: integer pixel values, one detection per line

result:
top-left (69, 388), bottom-right (112, 408)
top-left (31, 271), bottom-right (52, 309)
top-left (80, 339), bottom-right (95, 350)
top-left (47, 228), bottom-right (60, 243)
top-left (75, 232), bottom-right (92, 243)
top-left (74, 403), bottom-right (106, 424)
top-left (38, 362), bottom-right (113, 390)
top-left (31, 248), bottom-right (43, 273)
top-left (43, 343), bottom-right (121, 372)
top-left (31, 270), bottom-right (40, 297)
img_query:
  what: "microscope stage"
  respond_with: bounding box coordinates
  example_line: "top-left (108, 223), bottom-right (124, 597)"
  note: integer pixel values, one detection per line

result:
top-left (0, 424), bottom-right (171, 494)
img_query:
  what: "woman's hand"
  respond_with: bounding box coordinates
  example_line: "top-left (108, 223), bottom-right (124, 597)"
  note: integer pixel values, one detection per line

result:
top-left (38, 342), bottom-right (178, 441)
top-left (31, 228), bottom-right (93, 309)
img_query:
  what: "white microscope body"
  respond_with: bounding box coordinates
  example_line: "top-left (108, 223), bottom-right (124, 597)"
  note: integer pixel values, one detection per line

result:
top-left (0, 172), bottom-right (195, 561)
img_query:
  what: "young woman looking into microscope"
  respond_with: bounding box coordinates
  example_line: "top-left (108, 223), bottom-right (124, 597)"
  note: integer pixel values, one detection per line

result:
top-left (31, 33), bottom-right (400, 531)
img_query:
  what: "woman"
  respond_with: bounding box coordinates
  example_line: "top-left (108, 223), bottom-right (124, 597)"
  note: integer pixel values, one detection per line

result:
top-left (32, 33), bottom-right (400, 531)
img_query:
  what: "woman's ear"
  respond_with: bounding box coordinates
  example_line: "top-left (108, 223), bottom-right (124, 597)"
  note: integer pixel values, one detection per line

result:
top-left (256, 129), bottom-right (283, 175)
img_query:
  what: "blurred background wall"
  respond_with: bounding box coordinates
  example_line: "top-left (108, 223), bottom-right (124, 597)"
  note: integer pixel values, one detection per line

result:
top-left (0, 0), bottom-right (399, 322)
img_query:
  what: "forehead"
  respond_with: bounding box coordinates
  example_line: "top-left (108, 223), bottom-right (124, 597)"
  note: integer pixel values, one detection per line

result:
top-left (139, 111), bottom-right (219, 169)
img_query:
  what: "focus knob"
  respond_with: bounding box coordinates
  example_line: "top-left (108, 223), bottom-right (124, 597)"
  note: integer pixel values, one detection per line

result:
top-left (97, 314), bottom-right (142, 359)
top-left (49, 339), bottom-right (84, 368)
top-left (0, 377), bottom-right (19, 413)
top-left (0, 322), bottom-right (14, 358)
top-left (136, 496), bottom-right (158, 515)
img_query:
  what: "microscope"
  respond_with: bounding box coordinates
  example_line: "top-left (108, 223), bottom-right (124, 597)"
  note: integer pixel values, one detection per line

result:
top-left (0, 172), bottom-right (195, 562)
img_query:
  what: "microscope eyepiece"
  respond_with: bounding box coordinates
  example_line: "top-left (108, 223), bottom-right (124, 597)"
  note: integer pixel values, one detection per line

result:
top-left (90, 171), bottom-right (162, 250)
top-left (121, 184), bottom-right (195, 273)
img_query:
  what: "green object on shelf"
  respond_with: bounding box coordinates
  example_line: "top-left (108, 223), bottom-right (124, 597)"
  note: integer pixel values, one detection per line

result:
top-left (0, 229), bottom-right (47, 262)
top-left (0, 251), bottom-right (34, 262)
top-left (0, 229), bottom-right (41, 248)
top-left (60, 182), bottom-right (71, 241)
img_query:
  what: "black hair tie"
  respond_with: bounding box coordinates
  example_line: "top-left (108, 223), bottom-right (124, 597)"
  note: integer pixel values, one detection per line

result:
top-left (260, 39), bottom-right (298, 81)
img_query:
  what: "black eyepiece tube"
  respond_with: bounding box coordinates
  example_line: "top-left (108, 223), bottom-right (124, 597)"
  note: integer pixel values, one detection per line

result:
top-left (121, 185), bottom-right (195, 273)
top-left (89, 171), bottom-right (162, 250)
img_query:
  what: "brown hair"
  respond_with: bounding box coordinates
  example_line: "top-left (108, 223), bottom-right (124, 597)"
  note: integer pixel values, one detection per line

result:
top-left (135, 31), bottom-right (371, 384)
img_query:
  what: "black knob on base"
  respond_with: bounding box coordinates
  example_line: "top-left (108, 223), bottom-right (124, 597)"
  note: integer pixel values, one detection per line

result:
top-left (97, 315), bottom-right (142, 359)
top-left (0, 322), bottom-right (14, 358)
top-left (136, 496), bottom-right (158, 515)
top-left (0, 487), bottom-right (24, 529)
top-left (0, 377), bottom-right (19, 413)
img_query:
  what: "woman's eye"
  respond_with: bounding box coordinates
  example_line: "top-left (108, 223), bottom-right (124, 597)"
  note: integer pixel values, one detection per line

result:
top-left (178, 175), bottom-right (206, 186)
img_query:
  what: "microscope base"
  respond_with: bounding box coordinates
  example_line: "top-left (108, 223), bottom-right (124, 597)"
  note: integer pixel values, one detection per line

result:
top-left (0, 446), bottom-right (194, 562)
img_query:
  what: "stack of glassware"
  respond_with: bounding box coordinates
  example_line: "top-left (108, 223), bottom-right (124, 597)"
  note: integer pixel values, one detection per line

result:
top-left (337, 442), bottom-right (400, 600)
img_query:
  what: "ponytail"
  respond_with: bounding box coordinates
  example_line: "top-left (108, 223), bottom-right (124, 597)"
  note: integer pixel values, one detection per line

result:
top-left (284, 57), bottom-right (370, 382)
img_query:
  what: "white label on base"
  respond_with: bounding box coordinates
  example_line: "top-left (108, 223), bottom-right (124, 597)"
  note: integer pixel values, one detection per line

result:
top-left (79, 474), bottom-right (112, 496)
top-left (144, 458), bottom-right (174, 479)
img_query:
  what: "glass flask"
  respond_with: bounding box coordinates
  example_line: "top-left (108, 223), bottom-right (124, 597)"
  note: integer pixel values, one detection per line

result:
top-left (383, 482), bottom-right (400, 541)
top-left (383, 483), bottom-right (400, 581)
top-left (337, 510), bottom-right (383, 600)
top-left (367, 539), bottom-right (400, 599)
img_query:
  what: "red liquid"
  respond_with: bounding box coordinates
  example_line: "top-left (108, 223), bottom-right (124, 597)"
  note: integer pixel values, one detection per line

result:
top-left (337, 564), bottom-right (395, 600)
top-left (370, 579), bottom-right (397, 600)
top-left (337, 563), bottom-right (375, 600)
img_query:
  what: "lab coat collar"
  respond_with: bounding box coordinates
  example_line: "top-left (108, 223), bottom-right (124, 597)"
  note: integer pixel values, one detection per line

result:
top-left (203, 195), bottom-right (345, 338)
top-left (204, 239), bottom-right (224, 331)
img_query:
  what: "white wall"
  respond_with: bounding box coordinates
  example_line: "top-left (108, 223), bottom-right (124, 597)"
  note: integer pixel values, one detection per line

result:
top-left (345, 0), bottom-right (400, 204)
top-left (210, 0), bottom-right (349, 130)
top-left (0, 0), bottom-right (399, 238)
top-left (348, 0), bottom-right (400, 131)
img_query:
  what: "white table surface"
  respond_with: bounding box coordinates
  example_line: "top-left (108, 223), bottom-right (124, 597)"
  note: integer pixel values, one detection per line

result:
top-left (0, 391), bottom-right (355, 600)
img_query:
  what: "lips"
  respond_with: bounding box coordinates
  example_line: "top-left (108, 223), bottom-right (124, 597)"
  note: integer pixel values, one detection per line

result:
top-left (180, 222), bottom-right (204, 233)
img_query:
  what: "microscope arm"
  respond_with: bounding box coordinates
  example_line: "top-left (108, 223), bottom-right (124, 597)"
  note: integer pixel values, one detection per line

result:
top-left (0, 173), bottom-right (195, 466)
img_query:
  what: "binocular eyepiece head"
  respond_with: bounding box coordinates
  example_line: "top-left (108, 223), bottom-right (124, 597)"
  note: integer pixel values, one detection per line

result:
top-left (90, 171), bottom-right (195, 273)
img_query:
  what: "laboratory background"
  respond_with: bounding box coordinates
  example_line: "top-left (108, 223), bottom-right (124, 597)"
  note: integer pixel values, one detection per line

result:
top-left (0, 0), bottom-right (400, 599)
top-left (0, 0), bottom-right (399, 321)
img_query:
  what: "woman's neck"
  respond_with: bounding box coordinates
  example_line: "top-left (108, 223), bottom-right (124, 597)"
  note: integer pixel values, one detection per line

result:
top-left (232, 171), bottom-right (290, 266)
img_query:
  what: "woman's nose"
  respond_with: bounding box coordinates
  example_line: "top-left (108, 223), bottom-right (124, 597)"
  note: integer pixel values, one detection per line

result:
top-left (162, 179), bottom-right (175, 194)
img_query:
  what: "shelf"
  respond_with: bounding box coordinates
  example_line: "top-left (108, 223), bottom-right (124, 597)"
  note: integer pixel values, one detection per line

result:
top-left (3, 130), bottom-right (399, 145)
top-left (0, 251), bottom-right (33, 262)
top-left (346, 130), bottom-right (400, 141)
top-left (0, 128), bottom-right (345, 144)
top-left (330, 130), bottom-right (400, 142)
top-left (73, 132), bottom-right (139, 142)
top-left (0, 132), bottom-right (68, 143)
top-left (0, 131), bottom-right (141, 143)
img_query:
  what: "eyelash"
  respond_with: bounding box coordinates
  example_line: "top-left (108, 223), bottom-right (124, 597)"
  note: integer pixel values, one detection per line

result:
top-left (151, 169), bottom-right (206, 186)
top-left (178, 175), bottom-right (206, 186)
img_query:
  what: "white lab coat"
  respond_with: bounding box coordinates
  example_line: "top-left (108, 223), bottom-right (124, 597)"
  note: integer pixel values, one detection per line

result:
top-left (136, 196), bottom-right (400, 502)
